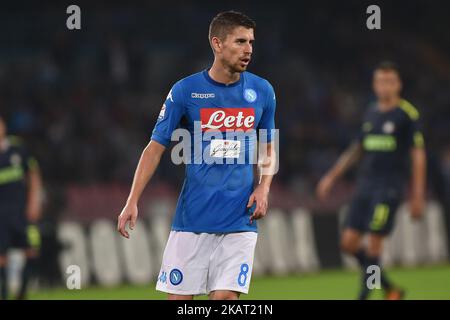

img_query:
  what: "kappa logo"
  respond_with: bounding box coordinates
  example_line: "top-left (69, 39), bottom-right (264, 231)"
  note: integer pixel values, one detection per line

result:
top-left (169, 269), bottom-right (183, 286)
top-left (166, 90), bottom-right (174, 102)
top-left (191, 92), bottom-right (215, 99)
top-left (158, 271), bottom-right (167, 284)
top-left (200, 108), bottom-right (255, 131)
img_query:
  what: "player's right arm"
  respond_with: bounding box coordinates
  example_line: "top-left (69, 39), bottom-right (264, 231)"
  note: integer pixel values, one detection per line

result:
top-left (405, 103), bottom-right (426, 220)
top-left (316, 141), bottom-right (363, 201)
top-left (117, 81), bottom-right (186, 238)
top-left (117, 140), bottom-right (166, 238)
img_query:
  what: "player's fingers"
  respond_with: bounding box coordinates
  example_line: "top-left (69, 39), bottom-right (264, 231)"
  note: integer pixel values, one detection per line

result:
top-left (254, 200), bottom-right (269, 220)
top-left (117, 215), bottom-right (129, 238)
top-left (252, 205), bottom-right (264, 221)
top-left (250, 199), bottom-right (260, 217)
top-left (119, 227), bottom-right (129, 238)
top-left (258, 202), bottom-right (268, 219)
top-left (130, 215), bottom-right (137, 230)
top-left (247, 194), bottom-right (255, 208)
top-left (250, 208), bottom-right (260, 222)
top-left (252, 212), bottom-right (263, 220)
top-left (261, 201), bottom-right (268, 215)
top-left (117, 215), bottom-right (125, 232)
top-left (121, 224), bottom-right (130, 238)
top-left (117, 215), bottom-right (121, 232)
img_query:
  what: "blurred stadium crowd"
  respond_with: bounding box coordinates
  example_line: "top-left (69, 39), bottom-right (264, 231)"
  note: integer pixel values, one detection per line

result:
top-left (1, 1), bottom-right (449, 213)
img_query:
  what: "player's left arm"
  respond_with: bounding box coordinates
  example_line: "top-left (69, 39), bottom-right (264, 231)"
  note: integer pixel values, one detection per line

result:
top-left (248, 81), bottom-right (277, 222)
top-left (248, 142), bottom-right (277, 222)
top-left (408, 111), bottom-right (427, 220)
top-left (26, 156), bottom-right (43, 223)
top-left (410, 145), bottom-right (426, 219)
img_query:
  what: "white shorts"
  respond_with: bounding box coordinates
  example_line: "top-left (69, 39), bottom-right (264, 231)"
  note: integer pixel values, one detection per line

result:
top-left (156, 231), bottom-right (257, 296)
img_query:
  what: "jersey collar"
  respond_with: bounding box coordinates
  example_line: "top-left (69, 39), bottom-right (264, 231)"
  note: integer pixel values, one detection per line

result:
top-left (203, 69), bottom-right (243, 88)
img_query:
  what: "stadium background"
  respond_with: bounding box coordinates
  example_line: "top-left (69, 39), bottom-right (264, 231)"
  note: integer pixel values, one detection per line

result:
top-left (1, 1), bottom-right (449, 299)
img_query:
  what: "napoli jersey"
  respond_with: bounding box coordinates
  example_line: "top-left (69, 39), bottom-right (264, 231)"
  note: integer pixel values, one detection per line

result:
top-left (151, 69), bottom-right (276, 233)
top-left (356, 99), bottom-right (424, 191)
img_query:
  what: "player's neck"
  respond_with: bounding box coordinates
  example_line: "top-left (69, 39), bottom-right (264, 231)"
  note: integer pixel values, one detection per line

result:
top-left (208, 61), bottom-right (240, 85)
top-left (378, 96), bottom-right (400, 112)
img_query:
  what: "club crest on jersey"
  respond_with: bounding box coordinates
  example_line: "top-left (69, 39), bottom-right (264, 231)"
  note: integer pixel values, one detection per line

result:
top-left (169, 269), bottom-right (183, 286)
top-left (200, 108), bottom-right (255, 131)
top-left (382, 121), bottom-right (395, 134)
top-left (244, 89), bottom-right (257, 103)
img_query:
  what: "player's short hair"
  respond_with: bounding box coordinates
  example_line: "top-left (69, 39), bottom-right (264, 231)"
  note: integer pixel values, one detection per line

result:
top-left (374, 61), bottom-right (401, 76)
top-left (209, 11), bottom-right (256, 42)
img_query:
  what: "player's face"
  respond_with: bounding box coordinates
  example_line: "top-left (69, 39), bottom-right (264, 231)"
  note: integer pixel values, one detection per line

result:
top-left (219, 26), bottom-right (254, 73)
top-left (372, 70), bottom-right (402, 101)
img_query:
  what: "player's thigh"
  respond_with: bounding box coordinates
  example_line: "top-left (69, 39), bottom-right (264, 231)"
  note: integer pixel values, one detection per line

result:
top-left (209, 290), bottom-right (240, 300)
top-left (168, 293), bottom-right (194, 300)
top-left (10, 220), bottom-right (32, 252)
top-left (207, 231), bottom-right (257, 295)
top-left (156, 231), bottom-right (213, 296)
top-left (343, 192), bottom-right (371, 236)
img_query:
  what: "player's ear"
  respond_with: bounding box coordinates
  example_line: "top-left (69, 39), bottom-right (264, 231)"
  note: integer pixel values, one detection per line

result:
top-left (210, 36), bottom-right (222, 54)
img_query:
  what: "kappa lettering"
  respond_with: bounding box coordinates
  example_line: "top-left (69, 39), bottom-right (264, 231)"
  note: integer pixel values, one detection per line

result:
top-left (191, 92), bottom-right (215, 99)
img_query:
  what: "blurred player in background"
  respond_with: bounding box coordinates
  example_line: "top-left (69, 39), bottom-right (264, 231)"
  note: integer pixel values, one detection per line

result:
top-left (117, 11), bottom-right (276, 300)
top-left (0, 114), bottom-right (43, 300)
top-left (317, 62), bottom-right (427, 300)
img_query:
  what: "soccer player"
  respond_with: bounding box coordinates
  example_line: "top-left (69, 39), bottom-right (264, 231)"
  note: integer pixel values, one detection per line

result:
top-left (316, 61), bottom-right (426, 300)
top-left (0, 114), bottom-right (43, 300)
top-left (117, 11), bottom-right (276, 300)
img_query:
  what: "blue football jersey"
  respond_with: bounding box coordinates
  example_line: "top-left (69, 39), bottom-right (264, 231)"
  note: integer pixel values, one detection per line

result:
top-left (151, 69), bottom-right (276, 233)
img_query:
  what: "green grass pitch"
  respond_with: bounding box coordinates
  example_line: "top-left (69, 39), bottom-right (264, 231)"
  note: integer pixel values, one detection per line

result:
top-left (29, 264), bottom-right (450, 300)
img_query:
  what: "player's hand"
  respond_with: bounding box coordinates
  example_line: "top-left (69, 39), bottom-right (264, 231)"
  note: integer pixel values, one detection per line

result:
top-left (248, 184), bottom-right (269, 223)
top-left (410, 195), bottom-right (425, 220)
top-left (316, 174), bottom-right (335, 201)
top-left (117, 203), bottom-right (138, 239)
